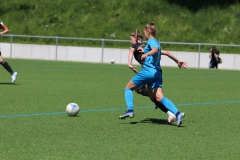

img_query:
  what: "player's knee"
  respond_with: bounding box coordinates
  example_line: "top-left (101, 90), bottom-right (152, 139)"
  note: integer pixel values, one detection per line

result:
top-left (155, 96), bottom-right (164, 102)
top-left (151, 97), bottom-right (157, 103)
top-left (135, 88), bottom-right (140, 94)
top-left (139, 88), bottom-right (148, 96)
top-left (0, 60), bottom-right (5, 64)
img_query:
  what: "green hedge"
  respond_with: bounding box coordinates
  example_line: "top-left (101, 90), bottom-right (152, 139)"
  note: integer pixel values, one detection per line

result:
top-left (1, 0), bottom-right (240, 53)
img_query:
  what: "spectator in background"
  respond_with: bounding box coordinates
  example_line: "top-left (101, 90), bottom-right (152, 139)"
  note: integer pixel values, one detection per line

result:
top-left (209, 46), bottom-right (220, 69)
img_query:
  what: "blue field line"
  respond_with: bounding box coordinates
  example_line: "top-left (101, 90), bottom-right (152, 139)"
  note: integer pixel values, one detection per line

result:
top-left (0, 100), bottom-right (240, 119)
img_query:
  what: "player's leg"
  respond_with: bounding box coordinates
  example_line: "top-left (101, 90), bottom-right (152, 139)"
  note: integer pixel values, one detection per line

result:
top-left (147, 70), bottom-right (177, 124)
top-left (151, 96), bottom-right (176, 124)
top-left (0, 56), bottom-right (14, 75)
top-left (146, 84), bottom-right (167, 112)
top-left (119, 80), bottom-right (136, 119)
top-left (153, 99), bottom-right (176, 124)
top-left (154, 87), bottom-right (184, 126)
top-left (0, 55), bottom-right (18, 83)
top-left (136, 84), bottom-right (170, 113)
top-left (135, 84), bottom-right (175, 123)
top-left (120, 68), bottom-right (152, 119)
top-left (135, 85), bottom-right (149, 97)
top-left (149, 86), bottom-right (176, 124)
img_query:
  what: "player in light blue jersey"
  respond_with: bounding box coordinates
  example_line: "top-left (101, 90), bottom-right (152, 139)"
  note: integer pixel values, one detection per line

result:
top-left (119, 22), bottom-right (187, 127)
top-left (128, 29), bottom-right (177, 124)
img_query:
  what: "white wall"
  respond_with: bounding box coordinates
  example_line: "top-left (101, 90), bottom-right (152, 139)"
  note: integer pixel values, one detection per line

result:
top-left (1, 42), bottom-right (239, 70)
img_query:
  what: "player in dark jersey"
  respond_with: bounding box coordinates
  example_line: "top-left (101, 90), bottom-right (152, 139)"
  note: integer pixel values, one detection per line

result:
top-left (127, 29), bottom-right (176, 123)
top-left (0, 21), bottom-right (17, 83)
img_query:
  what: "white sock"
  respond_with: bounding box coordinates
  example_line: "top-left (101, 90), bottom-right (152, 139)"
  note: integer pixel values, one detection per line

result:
top-left (167, 111), bottom-right (175, 117)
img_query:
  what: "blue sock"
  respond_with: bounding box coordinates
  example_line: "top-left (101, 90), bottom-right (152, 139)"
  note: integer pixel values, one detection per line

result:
top-left (160, 97), bottom-right (179, 115)
top-left (125, 88), bottom-right (133, 111)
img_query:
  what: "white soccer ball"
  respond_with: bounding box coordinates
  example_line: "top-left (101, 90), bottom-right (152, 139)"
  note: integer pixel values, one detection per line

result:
top-left (111, 59), bottom-right (115, 64)
top-left (66, 103), bottom-right (80, 116)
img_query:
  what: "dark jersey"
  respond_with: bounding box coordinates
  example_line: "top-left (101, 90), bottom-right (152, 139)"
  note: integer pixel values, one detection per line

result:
top-left (131, 43), bottom-right (145, 65)
top-left (211, 50), bottom-right (220, 61)
top-left (0, 22), bottom-right (6, 56)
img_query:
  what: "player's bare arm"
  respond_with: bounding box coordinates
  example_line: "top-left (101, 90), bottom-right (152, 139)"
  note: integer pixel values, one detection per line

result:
top-left (141, 47), bottom-right (158, 60)
top-left (137, 46), bottom-right (144, 53)
top-left (162, 50), bottom-right (187, 69)
top-left (128, 47), bottom-right (138, 73)
top-left (0, 23), bottom-right (9, 36)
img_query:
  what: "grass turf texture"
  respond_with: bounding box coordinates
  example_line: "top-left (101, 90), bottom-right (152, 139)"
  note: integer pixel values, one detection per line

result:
top-left (0, 59), bottom-right (240, 159)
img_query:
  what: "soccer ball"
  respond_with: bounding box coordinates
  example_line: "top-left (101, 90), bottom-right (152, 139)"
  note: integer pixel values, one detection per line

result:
top-left (110, 59), bottom-right (115, 64)
top-left (66, 103), bottom-right (80, 116)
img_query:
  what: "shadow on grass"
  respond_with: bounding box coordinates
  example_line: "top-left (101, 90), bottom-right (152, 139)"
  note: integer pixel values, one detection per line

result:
top-left (140, 118), bottom-right (169, 125)
top-left (67, 115), bottom-right (81, 118)
top-left (121, 118), bottom-right (185, 127)
top-left (0, 82), bottom-right (16, 85)
top-left (120, 118), bottom-right (168, 125)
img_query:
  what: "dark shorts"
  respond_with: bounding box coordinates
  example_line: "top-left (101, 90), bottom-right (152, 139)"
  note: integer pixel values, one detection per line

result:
top-left (209, 60), bottom-right (218, 68)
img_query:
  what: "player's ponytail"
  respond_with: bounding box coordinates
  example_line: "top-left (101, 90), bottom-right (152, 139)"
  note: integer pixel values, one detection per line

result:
top-left (135, 29), bottom-right (138, 44)
top-left (132, 29), bottom-right (143, 44)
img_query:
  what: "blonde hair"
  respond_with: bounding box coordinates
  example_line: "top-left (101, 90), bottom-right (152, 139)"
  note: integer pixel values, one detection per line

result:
top-left (144, 22), bottom-right (157, 37)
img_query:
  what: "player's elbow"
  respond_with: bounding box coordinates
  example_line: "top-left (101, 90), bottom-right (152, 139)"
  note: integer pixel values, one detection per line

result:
top-left (3, 29), bottom-right (9, 33)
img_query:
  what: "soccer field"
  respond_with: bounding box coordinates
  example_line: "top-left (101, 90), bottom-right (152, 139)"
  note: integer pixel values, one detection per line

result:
top-left (0, 59), bottom-right (240, 160)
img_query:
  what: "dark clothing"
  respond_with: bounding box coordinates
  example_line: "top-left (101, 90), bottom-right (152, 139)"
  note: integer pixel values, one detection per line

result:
top-left (0, 61), bottom-right (14, 75)
top-left (209, 49), bottom-right (220, 69)
top-left (131, 43), bottom-right (145, 65)
top-left (210, 49), bottom-right (220, 61)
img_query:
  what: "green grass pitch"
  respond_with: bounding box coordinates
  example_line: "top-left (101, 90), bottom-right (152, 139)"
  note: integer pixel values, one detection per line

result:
top-left (0, 59), bottom-right (240, 160)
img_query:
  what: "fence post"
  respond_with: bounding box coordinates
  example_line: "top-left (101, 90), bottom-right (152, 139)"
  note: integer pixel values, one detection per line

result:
top-left (101, 39), bottom-right (104, 63)
top-left (10, 35), bottom-right (13, 58)
top-left (55, 37), bottom-right (58, 60)
top-left (198, 43), bottom-right (201, 68)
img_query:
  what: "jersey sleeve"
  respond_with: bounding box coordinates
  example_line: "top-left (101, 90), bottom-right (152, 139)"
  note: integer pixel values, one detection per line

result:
top-left (0, 22), bottom-right (7, 30)
top-left (148, 39), bottom-right (159, 49)
top-left (131, 44), bottom-right (137, 50)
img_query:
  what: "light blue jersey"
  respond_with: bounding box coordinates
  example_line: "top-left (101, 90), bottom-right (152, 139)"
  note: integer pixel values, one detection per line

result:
top-left (143, 38), bottom-right (161, 70)
top-left (132, 38), bottom-right (163, 89)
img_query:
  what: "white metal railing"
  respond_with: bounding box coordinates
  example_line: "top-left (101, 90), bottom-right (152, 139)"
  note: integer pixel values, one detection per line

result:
top-left (1, 34), bottom-right (240, 68)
